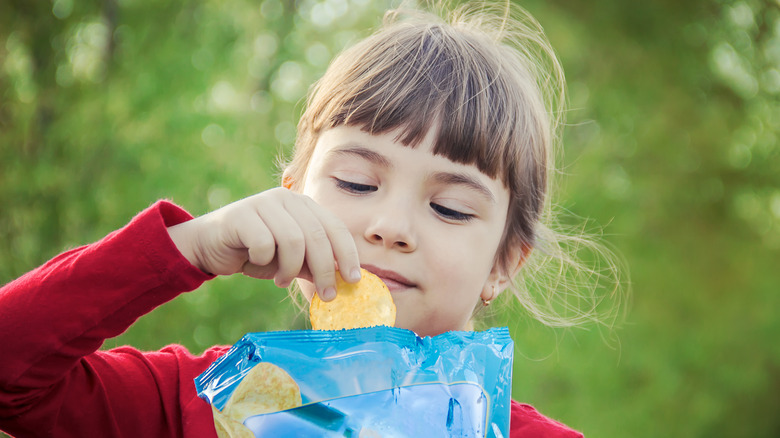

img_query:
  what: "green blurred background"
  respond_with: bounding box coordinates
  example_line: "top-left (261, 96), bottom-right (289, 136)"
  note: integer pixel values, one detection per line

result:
top-left (1, 0), bottom-right (778, 436)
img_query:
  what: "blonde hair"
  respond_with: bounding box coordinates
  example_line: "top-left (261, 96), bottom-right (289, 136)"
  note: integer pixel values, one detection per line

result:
top-left (285, 1), bottom-right (626, 329)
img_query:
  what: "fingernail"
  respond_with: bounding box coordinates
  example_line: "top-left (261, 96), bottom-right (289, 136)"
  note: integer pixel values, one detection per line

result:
top-left (350, 267), bottom-right (362, 282)
top-left (322, 287), bottom-right (336, 301)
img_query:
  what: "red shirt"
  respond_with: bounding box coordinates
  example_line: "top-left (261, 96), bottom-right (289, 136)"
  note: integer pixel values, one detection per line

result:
top-left (0, 201), bottom-right (583, 438)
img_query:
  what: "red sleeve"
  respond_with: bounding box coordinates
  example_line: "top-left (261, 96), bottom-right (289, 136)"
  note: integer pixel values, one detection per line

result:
top-left (510, 400), bottom-right (584, 438)
top-left (0, 201), bottom-right (222, 438)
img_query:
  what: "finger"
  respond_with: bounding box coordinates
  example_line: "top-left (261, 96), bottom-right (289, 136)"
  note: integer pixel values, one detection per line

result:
top-left (303, 197), bottom-right (361, 283)
top-left (283, 198), bottom-right (339, 300)
top-left (256, 205), bottom-right (306, 288)
top-left (232, 214), bottom-right (277, 268)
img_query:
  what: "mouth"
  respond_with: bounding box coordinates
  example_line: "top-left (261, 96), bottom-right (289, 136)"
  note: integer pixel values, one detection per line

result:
top-left (361, 264), bottom-right (416, 292)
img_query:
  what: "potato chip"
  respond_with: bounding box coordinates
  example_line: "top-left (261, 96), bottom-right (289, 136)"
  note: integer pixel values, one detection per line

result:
top-left (212, 406), bottom-right (254, 438)
top-left (223, 362), bottom-right (303, 423)
top-left (310, 268), bottom-right (396, 330)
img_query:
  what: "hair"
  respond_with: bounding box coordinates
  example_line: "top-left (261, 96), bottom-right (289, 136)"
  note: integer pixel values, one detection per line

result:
top-left (284, 0), bottom-right (627, 329)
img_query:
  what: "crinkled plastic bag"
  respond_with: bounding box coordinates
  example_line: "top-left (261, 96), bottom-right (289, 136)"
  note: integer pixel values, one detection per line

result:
top-left (195, 326), bottom-right (513, 437)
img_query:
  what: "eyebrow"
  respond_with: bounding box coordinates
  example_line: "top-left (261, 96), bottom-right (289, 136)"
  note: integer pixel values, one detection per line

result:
top-left (431, 171), bottom-right (497, 204)
top-left (330, 145), bottom-right (393, 168)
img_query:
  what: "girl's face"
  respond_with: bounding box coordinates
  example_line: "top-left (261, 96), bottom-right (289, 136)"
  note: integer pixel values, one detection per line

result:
top-left (297, 125), bottom-right (513, 337)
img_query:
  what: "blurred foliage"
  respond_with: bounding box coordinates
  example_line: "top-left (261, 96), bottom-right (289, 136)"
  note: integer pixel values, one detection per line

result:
top-left (1, 0), bottom-right (779, 437)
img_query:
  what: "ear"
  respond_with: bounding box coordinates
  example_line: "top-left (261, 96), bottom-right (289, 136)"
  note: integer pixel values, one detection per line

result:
top-left (281, 168), bottom-right (294, 190)
top-left (480, 243), bottom-right (532, 302)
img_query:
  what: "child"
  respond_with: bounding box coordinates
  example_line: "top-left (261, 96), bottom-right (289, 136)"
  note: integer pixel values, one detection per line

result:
top-left (0, 1), bottom-right (619, 437)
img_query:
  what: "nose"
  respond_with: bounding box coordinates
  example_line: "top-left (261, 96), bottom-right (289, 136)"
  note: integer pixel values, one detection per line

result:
top-left (363, 203), bottom-right (417, 252)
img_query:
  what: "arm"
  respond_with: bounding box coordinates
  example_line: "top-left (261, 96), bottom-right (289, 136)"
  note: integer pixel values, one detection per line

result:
top-left (0, 201), bottom-right (214, 437)
top-left (510, 401), bottom-right (585, 438)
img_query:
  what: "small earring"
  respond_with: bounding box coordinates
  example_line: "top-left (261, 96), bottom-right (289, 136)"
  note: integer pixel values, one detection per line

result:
top-left (482, 298), bottom-right (491, 307)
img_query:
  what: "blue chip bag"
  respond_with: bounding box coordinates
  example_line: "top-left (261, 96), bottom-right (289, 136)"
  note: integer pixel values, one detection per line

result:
top-left (195, 326), bottom-right (513, 437)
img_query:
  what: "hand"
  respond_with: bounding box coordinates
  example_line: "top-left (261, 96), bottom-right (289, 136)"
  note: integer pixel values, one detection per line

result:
top-left (167, 188), bottom-right (361, 300)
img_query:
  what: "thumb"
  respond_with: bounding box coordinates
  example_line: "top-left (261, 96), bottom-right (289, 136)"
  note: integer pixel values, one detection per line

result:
top-left (241, 260), bottom-right (277, 281)
top-left (241, 259), bottom-right (314, 285)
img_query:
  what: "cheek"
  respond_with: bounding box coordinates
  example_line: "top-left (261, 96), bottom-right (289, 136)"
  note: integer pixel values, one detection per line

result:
top-left (434, 230), bottom-right (502, 282)
top-left (302, 184), bottom-right (342, 216)
top-left (297, 279), bottom-right (316, 302)
top-left (448, 229), bottom-right (500, 263)
top-left (308, 190), bottom-right (365, 235)
top-left (423, 237), bottom-right (489, 291)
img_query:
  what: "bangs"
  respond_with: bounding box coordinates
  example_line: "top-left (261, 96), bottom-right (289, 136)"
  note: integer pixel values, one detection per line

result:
top-left (306, 21), bottom-right (544, 188)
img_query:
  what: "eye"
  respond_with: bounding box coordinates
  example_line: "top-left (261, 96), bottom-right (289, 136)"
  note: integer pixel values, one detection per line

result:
top-left (334, 178), bottom-right (377, 194)
top-left (430, 203), bottom-right (474, 222)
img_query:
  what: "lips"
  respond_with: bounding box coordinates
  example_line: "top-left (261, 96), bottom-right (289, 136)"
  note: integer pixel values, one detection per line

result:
top-left (362, 264), bottom-right (415, 292)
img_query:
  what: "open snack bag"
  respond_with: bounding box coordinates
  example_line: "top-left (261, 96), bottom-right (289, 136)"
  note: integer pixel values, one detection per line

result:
top-left (195, 270), bottom-right (514, 437)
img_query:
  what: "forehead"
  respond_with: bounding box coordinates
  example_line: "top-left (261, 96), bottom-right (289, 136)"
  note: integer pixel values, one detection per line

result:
top-left (310, 125), bottom-right (447, 169)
